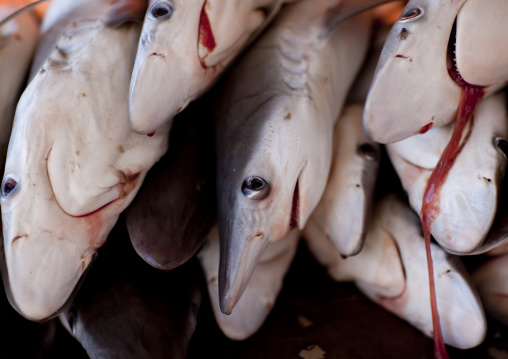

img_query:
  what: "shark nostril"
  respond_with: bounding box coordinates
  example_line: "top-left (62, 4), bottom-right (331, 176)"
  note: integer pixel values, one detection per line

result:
top-left (11, 235), bottom-right (27, 245)
top-left (495, 137), bottom-right (508, 158)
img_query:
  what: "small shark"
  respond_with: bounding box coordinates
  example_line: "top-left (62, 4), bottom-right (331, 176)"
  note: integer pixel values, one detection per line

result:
top-left (128, 0), bottom-right (290, 135)
top-left (386, 91), bottom-right (508, 254)
top-left (1, 0), bottom-right (170, 321)
top-left (306, 194), bottom-right (487, 349)
top-left (306, 105), bottom-right (380, 256)
top-left (215, 0), bottom-right (375, 315)
top-left (363, 0), bottom-right (505, 144)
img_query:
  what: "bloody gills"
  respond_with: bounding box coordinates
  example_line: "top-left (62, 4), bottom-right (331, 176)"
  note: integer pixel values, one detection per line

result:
top-left (421, 63), bottom-right (483, 358)
top-left (198, 0), bottom-right (216, 68)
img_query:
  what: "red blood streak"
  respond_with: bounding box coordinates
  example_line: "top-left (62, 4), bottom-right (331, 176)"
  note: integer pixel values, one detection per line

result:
top-left (420, 56), bottom-right (483, 358)
top-left (419, 122), bottom-right (433, 134)
top-left (147, 131), bottom-right (155, 137)
top-left (198, 1), bottom-right (216, 69)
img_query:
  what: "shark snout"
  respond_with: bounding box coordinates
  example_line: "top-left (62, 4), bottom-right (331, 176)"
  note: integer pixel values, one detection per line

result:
top-left (129, 48), bottom-right (190, 135)
top-left (3, 226), bottom-right (98, 321)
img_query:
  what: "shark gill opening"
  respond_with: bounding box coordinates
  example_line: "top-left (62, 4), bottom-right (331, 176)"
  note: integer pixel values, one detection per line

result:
top-left (289, 181), bottom-right (299, 231)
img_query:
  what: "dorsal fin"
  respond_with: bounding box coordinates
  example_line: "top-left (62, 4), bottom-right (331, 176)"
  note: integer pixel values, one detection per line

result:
top-left (105, 0), bottom-right (148, 28)
top-left (0, 0), bottom-right (50, 27)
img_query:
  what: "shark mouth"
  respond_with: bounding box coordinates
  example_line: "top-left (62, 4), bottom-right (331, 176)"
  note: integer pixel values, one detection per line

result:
top-left (289, 181), bottom-right (299, 231)
top-left (447, 19), bottom-right (466, 86)
top-left (0, 245), bottom-right (98, 322)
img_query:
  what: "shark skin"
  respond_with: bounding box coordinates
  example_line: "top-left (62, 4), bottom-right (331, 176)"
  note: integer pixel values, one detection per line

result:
top-left (306, 105), bottom-right (380, 257)
top-left (363, 0), bottom-right (505, 144)
top-left (59, 224), bottom-right (201, 359)
top-left (128, 0), bottom-right (290, 135)
top-left (386, 91), bottom-right (508, 254)
top-left (1, 0), bottom-right (170, 321)
top-left (306, 194), bottom-right (486, 349)
top-left (215, 0), bottom-right (375, 315)
top-left (455, 0), bottom-right (508, 87)
top-left (125, 94), bottom-right (216, 271)
top-left (198, 225), bottom-right (299, 340)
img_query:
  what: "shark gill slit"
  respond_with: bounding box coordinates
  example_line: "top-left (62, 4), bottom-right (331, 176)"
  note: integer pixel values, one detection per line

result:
top-left (289, 181), bottom-right (299, 231)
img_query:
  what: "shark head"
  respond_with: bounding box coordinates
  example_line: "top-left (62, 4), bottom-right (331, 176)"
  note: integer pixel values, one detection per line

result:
top-left (216, 96), bottom-right (332, 314)
top-left (128, 0), bottom-right (285, 134)
top-left (1, 15), bottom-right (169, 321)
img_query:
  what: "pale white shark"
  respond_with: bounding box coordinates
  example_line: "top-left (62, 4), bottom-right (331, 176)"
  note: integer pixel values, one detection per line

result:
top-left (306, 194), bottom-right (486, 349)
top-left (306, 105), bottom-right (380, 256)
top-left (386, 91), bottom-right (508, 254)
top-left (129, 0), bottom-right (291, 135)
top-left (364, 0), bottom-right (505, 144)
top-left (1, 0), bottom-right (170, 321)
top-left (455, 0), bottom-right (508, 87)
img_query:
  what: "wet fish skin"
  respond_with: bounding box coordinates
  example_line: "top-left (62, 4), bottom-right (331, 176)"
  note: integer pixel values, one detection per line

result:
top-left (59, 224), bottom-right (201, 359)
top-left (1, 0), bottom-right (170, 321)
top-left (387, 91), bottom-right (508, 254)
top-left (128, 0), bottom-right (288, 135)
top-left (215, 0), bottom-right (374, 315)
top-left (307, 105), bottom-right (380, 256)
top-left (126, 94), bottom-right (216, 270)
top-left (198, 225), bottom-right (299, 340)
top-left (455, 0), bottom-right (508, 87)
top-left (307, 194), bottom-right (486, 349)
top-left (363, 0), bottom-right (505, 144)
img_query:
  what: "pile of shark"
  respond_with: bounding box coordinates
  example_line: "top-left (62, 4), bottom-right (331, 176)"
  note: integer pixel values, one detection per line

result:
top-left (1, 0), bottom-right (508, 357)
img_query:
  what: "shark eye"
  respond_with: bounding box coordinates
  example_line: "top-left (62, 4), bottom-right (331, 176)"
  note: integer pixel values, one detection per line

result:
top-left (495, 137), bottom-right (508, 158)
top-left (357, 143), bottom-right (379, 161)
top-left (148, 1), bottom-right (174, 20)
top-left (1, 176), bottom-right (18, 197)
top-left (398, 7), bottom-right (424, 23)
top-left (241, 176), bottom-right (270, 200)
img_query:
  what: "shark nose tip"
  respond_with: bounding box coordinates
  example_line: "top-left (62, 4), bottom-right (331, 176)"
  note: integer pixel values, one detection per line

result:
top-left (220, 296), bottom-right (234, 315)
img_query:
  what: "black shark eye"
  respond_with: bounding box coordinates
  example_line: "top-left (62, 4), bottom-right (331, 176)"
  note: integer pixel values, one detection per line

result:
top-left (398, 7), bottom-right (424, 23)
top-left (358, 143), bottom-right (379, 161)
top-left (495, 137), bottom-right (508, 158)
top-left (148, 1), bottom-right (174, 20)
top-left (67, 305), bottom-right (78, 335)
top-left (241, 176), bottom-right (270, 200)
top-left (1, 176), bottom-right (17, 197)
